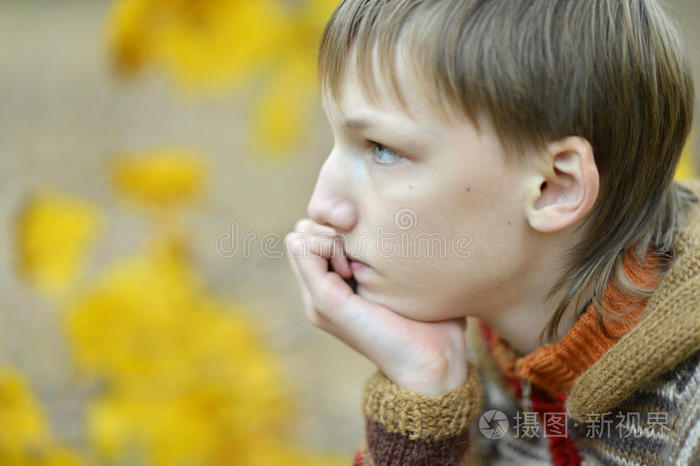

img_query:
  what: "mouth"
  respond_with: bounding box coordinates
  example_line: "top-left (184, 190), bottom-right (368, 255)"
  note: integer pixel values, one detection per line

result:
top-left (343, 253), bottom-right (375, 295)
top-left (345, 252), bottom-right (370, 271)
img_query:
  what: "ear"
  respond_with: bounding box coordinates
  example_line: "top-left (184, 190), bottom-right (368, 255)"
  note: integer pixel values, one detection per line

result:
top-left (526, 136), bottom-right (600, 233)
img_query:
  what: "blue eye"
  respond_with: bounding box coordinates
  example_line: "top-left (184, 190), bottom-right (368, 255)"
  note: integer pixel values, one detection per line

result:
top-left (371, 142), bottom-right (403, 165)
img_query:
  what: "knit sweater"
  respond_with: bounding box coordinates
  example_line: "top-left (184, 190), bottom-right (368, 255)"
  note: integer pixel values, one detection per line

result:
top-left (352, 178), bottom-right (700, 466)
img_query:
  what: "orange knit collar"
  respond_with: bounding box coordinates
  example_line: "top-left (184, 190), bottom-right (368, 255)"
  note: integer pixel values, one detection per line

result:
top-left (485, 247), bottom-right (666, 398)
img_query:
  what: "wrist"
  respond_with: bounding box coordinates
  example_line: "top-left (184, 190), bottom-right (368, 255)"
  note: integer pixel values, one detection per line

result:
top-left (395, 358), bottom-right (469, 397)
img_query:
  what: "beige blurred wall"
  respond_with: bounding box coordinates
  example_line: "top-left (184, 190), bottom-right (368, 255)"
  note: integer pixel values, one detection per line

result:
top-left (0, 0), bottom-right (698, 457)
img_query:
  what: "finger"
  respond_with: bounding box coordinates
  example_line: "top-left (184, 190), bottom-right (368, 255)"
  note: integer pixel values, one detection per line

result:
top-left (294, 220), bottom-right (351, 277)
top-left (289, 234), bottom-right (353, 314)
top-left (288, 236), bottom-right (434, 374)
top-left (328, 242), bottom-right (352, 279)
top-left (288, 228), bottom-right (352, 279)
top-left (295, 220), bottom-right (351, 276)
top-left (287, 236), bottom-right (387, 336)
top-left (286, 244), bottom-right (313, 309)
top-left (294, 218), bottom-right (338, 237)
top-left (285, 235), bottom-right (333, 327)
top-left (287, 226), bottom-right (414, 363)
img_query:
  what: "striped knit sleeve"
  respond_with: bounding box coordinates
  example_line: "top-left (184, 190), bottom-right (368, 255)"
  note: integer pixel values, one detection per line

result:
top-left (355, 361), bottom-right (484, 466)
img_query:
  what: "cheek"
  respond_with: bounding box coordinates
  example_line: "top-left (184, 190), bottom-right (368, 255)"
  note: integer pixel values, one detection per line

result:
top-left (368, 246), bottom-right (488, 320)
top-left (367, 217), bottom-right (526, 320)
top-left (356, 171), bottom-right (527, 317)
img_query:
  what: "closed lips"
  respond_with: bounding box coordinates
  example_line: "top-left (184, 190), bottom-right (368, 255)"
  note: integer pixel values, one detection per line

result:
top-left (346, 254), bottom-right (369, 267)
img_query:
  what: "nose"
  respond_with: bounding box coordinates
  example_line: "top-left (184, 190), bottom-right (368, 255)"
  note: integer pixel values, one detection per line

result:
top-left (306, 151), bottom-right (358, 233)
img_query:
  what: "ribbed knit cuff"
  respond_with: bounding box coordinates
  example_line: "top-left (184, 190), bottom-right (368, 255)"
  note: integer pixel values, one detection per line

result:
top-left (362, 361), bottom-right (483, 441)
top-left (363, 417), bottom-right (470, 466)
top-left (359, 361), bottom-right (482, 466)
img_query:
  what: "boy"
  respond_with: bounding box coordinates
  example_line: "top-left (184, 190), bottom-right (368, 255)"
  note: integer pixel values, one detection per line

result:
top-left (285, 0), bottom-right (700, 464)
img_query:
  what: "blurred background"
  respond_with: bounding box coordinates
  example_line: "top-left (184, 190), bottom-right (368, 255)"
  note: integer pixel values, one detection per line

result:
top-left (0, 0), bottom-right (697, 465)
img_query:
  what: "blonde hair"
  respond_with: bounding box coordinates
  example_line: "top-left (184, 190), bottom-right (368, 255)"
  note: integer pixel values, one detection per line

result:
top-left (319, 0), bottom-right (698, 343)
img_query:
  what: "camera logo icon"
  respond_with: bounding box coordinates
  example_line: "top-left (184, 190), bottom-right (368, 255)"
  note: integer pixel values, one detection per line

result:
top-left (479, 409), bottom-right (509, 439)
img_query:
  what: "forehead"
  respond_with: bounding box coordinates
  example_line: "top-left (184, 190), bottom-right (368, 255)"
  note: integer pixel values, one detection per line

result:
top-left (319, 42), bottom-right (521, 168)
top-left (321, 44), bottom-right (456, 132)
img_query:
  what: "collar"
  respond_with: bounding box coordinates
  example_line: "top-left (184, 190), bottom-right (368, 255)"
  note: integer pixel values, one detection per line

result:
top-left (566, 178), bottom-right (700, 420)
top-left (484, 244), bottom-right (664, 399)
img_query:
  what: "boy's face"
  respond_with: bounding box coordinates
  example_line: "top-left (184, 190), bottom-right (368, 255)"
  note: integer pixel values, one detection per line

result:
top-left (308, 54), bottom-right (541, 322)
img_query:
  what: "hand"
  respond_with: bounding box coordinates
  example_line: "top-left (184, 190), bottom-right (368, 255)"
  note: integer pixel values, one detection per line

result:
top-left (285, 219), bottom-right (468, 396)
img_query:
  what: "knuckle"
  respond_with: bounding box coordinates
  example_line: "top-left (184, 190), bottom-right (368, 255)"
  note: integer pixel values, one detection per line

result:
top-left (330, 237), bottom-right (345, 256)
top-left (296, 219), bottom-right (342, 241)
top-left (319, 229), bottom-right (342, 245)
top-left (285, 231), bottom-right (306, 253)
top-left (294, 218), bottom-right (312, 233)
top-left (313, 235), bottom-right (331, 254)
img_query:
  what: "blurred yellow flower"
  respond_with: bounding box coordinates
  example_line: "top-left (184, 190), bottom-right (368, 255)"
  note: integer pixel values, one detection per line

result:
top-left (65, 248), bottom-right (199, 380)
top-left (112, 149), bottom-right (206, 208)
top-left (15, 192), bottom-right (100, 298)
top-left (107, 0), bottom-right (289, 90)
top-left (0, 369), bottom-right (49, 457)
top-left (253, 60), bottom-right (316, 155)
top-left (13, 147), bottom-right (346, 465)
top-left (39, 448), bottom-right (87, 466)
top-left (675, 132), bottom-right (697, 180)
top-left (0, 369), bottom-right (87, 466)
top-left (64, 243), bottom-right (316, 465)
top-left (105, 0), bottom-right (339, 154)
